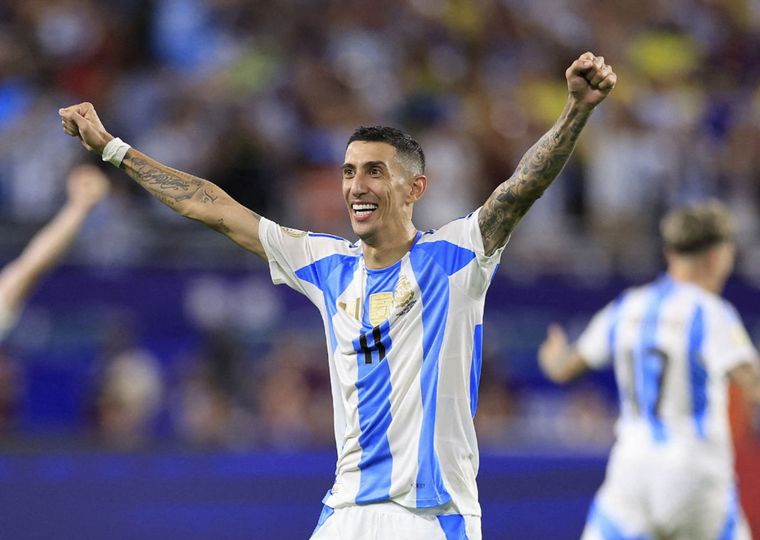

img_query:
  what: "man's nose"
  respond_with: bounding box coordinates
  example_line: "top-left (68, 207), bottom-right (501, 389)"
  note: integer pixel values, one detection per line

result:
top-left (350, 173), bottom-right (368, 196)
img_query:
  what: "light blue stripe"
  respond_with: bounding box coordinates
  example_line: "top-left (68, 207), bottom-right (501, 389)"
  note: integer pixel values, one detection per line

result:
top-left (295, 254), bottom-right (360, 353)
top-left (637, 276), bottom-right (675, 443)
top-left (718, 486), bottom-right (738, 540)
top-left (587, 500), bottom-right (650, 540)
top-left (410, 242), bottom-right (476, 508)
top-left (354, 264), bottom-right (401, 503)
top-left (310, 504), bottom-right (334, 538)
top-left (415, 241), bottom-right (475, 277)
top-left (687, 305), bottom-right (708, 438)
top-left (469, 325), bottom-right (483, 417)
top-left (437, 514), bottom-right (469, 540)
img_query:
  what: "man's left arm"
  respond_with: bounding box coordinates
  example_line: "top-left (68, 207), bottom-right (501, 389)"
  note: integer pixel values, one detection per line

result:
top-left (729, 362), bottom-right (760, 407)
top-left (728, 361), bottom-right (760, 434)
top-left (479, 52), bottom-right (617, 255)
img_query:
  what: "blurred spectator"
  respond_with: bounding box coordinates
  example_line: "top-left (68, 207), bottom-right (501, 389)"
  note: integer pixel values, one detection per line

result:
top-left (170, 329), bottom-right (254, 449)
top-left (0, 0), bottom-right (756, 279)
top-left (0, 0), bottom-right (759, 474)
top-left (91, 317), bottom-right (163, 449)
top-left (95, 348), bottom-right (163, 449)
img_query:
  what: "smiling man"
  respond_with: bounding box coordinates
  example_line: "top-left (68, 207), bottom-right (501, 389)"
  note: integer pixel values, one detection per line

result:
top-left (59, 51), bottom-right (616, 539)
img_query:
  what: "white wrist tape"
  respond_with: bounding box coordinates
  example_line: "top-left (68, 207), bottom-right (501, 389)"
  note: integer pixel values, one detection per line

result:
top-left (101, 137), bottom-right (131, 167)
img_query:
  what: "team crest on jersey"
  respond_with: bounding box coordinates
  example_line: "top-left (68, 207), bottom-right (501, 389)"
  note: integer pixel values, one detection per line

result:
top-left (393, 275), bottom-right (416, 316)
top-left (280, 226), bottom-right (307, 238)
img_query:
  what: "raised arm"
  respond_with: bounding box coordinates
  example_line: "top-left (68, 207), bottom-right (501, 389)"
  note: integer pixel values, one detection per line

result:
top-left (0, 164), bottom-right (109, 317)
top-left (58, 102), bottom-right (265, 259)
top-left (479, 52), bottom-right (617, 255)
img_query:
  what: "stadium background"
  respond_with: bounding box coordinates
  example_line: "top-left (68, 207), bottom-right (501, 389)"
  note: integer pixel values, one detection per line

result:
top-left (0, 0), bottom-right (758, 538)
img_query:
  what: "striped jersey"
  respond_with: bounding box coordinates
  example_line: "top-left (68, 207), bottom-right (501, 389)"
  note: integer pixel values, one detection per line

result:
top-left (576, 274), bottom-right (758, 454)
top-left (259, 208), bottom-right (504, 516)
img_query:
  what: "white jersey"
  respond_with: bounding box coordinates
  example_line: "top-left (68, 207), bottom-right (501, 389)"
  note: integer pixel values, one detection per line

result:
top-left (577, 274), bottom-right (758, 456)
top-left (259, 208), bottom-right (504, 516)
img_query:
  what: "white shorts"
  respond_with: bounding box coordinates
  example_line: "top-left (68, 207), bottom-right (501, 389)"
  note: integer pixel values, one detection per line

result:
top-left (309, 501), bottom-right (481, 540)
top-left (581, 441), bottom-right (752, 540)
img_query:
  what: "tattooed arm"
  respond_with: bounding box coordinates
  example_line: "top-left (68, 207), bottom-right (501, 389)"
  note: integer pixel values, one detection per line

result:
top-left (58, 102), bottom-right (265, 259)
top-left (119, 150), bottom-right (264, 257)
top-left (479, 52), bottom-right (617, 256)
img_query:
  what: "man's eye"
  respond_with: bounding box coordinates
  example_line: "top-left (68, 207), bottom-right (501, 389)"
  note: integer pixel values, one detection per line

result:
top-left (370, 168), bottom-right (381, 176)
top-left (343, 169), bottom-right (354, 177)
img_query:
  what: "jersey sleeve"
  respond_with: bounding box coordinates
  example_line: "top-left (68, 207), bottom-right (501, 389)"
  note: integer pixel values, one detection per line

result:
top-left (425, 207), bottom-right (507, 298)
top-left (703, 301), bottom-right (759, 375)
top-left (576, 300), bottom-right (620, 370)
top-left (258, 217), bottom-right (352, 303)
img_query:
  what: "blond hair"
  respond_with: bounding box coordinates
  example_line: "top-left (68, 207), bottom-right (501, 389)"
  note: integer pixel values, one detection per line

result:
top-left (660, 199), bottom-right (735, 254)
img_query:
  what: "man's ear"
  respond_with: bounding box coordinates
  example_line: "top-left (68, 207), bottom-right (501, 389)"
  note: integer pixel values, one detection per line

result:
top-left (408, 175), bottom-right (427, 203)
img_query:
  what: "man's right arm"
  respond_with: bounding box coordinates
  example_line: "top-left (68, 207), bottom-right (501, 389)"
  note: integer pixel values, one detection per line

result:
top-left (538, 323), bottom-right (590, 384)
top-left (59, 102), bottom-right (266, 260)
top-left (120, 149), bottom-right (264, 258)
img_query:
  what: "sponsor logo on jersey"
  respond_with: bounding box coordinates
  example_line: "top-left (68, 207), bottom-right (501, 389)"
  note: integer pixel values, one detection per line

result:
top-left (281, 226), bottom-right (307, 238)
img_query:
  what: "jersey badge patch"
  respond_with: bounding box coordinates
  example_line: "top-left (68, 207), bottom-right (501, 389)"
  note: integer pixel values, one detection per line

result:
top-left (369, 292), bottom-right (394, 326)
top-left (281, 226), bottom-right (307, 238)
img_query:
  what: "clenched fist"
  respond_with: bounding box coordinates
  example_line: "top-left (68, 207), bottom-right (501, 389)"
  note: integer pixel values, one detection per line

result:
top-left (566, 52), bottom-right (617, 111)
top-left (59, 102), bottom-right (114, 155)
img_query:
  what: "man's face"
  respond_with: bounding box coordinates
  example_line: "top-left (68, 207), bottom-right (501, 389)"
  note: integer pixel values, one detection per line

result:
top-left (342, 141), bottom-right (419, 242)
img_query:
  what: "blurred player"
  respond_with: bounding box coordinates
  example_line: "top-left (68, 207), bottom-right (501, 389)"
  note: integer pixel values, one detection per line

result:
top-left (59, 51), bottom-right (615, 539)
top-left (539, 200), bottom-right (760, 540)
top-left (0, 164), bottom-right (109, 339)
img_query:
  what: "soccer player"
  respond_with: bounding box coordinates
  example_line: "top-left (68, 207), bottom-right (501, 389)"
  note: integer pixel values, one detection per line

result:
top-left (539, 200), bottom-right (760, 540)
top-left (0, 164), bottom-right (109, 339)
top-left (59, 51), bottom-right (616, 539)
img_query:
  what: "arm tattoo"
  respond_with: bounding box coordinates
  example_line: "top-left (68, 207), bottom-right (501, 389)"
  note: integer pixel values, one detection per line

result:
top-left (213, 218), bottom-right (231, 234)
top-left (479, 101), bottom-right (590, 255)
top-left (121, 152), bottom-right (204, 210)
top-left (118, 151), bottom-right (266, 258)
top-left (201, 189), bottom-right (218, 204)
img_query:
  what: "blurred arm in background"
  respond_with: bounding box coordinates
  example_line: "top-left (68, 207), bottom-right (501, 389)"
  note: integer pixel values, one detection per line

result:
top-left (729, 362), bottom-right (760, 431)
top-left (58, 103), bottom-right (266, 260)
top-left (478, 52), bottom-right (616, 256)
top-left (538, 323), bottom-right (590, 384)
top-left (0, 164), bottom-right (109, 333)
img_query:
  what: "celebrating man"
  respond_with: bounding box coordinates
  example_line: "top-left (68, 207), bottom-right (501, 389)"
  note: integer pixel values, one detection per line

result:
top-left (60, 52), bottom-right (615, 539)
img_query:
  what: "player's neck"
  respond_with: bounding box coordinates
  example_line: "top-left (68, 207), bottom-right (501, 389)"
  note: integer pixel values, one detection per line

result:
top-left (667, 267), bottom-right (722, 295)
top-left (361, 224), bottom-right (418, 269)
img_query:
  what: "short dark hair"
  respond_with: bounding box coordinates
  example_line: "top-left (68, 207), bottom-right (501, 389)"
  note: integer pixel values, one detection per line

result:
top-left (347, 126), bottom-right (425, 175)
top-left (660, 199), bottom-right (735, 254)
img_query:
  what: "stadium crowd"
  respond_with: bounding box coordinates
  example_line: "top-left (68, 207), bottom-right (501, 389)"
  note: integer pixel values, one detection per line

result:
top-left (0, 0), bottom-right (757, 456)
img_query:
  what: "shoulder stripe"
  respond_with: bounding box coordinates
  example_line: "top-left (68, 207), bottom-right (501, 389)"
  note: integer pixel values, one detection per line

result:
top-left (413, 241), bottom-right (476, 277)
